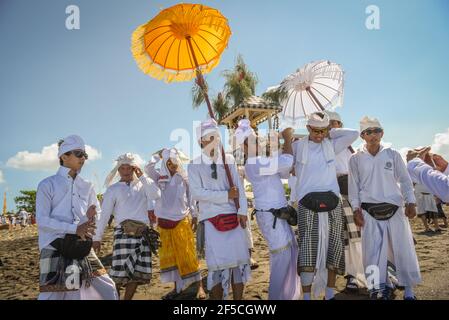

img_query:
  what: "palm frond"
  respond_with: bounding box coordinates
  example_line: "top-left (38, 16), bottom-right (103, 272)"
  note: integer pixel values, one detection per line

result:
top-left (261, 86), bottom-right (289, 106)
top-left (222, 54), bottom-right (258, 107)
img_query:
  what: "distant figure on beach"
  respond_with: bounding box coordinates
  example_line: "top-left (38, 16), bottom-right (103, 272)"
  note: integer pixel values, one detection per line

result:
top-left (413, 183), bottom-right (442, 233)
top-left (18, 209), bottom-right (29, 228)
top-left (36, 135), bottom-right (118, 300)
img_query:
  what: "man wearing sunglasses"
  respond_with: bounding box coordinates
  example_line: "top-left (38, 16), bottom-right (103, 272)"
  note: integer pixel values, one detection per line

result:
top-left (36, 135), bottom-right (118, 300)
top-left (292, 112), bottom-right (359, 300)
top-left (326, 111), bottom-right (366, 294)
top-left (236, 119), bottom-right (301, 300)
top-left (188, 119), bottom-right (250, 300)
top-left (348, 117), bottom-right (421, 300)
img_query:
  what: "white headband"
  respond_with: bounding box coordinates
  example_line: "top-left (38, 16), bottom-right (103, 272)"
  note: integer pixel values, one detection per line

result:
top-left (325, 111), bottom-right (341, 122)
top-left (104, 153), bottom-right (140, 187)
top-left (360, 116), bottom-right (382, 133)
top-left (58, 135), bottom-right (85, 158)
top-left (234, 119), bottom-right (256, 145)
top-left (196, 118), bottom-right (219, 142)
top-left (307, 112), bottom-right (330, 128)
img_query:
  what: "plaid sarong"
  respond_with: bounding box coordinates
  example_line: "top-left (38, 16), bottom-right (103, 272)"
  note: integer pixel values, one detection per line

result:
top-left (341, 195), bottom-right (362, 246)
top-left (109, 225), bottom-right (152, 287)
top-left (296, 200), bottom-right (346, 275)
top-left (39, 245), bottom-right (107, 293)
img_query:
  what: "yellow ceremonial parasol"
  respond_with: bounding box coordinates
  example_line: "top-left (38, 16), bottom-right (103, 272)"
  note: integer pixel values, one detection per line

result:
top-left (131, 3), bottom-right (240, 209)
top-left (132, 3), bottom-right (231, 118)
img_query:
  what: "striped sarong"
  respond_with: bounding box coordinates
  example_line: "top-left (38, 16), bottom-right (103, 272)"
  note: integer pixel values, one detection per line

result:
top-left (39, 246), bottom-right (107, 293)
top-left (341, 195), bottom-right (362, 246)
top-left (296, 200), bottom-right (346, 275)
top-left (109, 225), bottom-right (152, 287)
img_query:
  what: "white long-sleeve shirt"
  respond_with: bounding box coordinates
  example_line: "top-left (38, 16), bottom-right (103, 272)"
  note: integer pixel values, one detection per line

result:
top-left (348, 144), bottom-right (416, 209)
top-left (188, 152), bottom-right (248, 221)
top-left (244, 154), bottom-right (293, 210)
top-left (335, 147), bottom-right (353, 175)
top-left (407, 158), bottom-right (449, 202)
top-left (292, 128), bottom-right (359, 201)
top-left (94, 175), bottom-right (160, 241)
top-left (36, 166), bottom-right (100, 251)
top-left (144, 157), bottom-right (196, 221)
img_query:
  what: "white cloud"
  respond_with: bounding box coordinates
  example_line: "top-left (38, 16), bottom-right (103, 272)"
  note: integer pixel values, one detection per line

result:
top-left (6, 143), bottom-right (102, 171)
top-left (431, 128), bottom-right (449, 160)
top-left (0, 170), bottom-right (5, 184)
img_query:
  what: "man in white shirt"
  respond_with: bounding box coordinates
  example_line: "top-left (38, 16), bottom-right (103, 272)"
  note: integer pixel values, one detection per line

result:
top-left (145, 148), bottom-right (205, 300)
top-left (36, 135), bottom-right (118, 300)
top-left (237, 119), bottom-right (301, 300)
top-left (326, 111), bottom-right (366, 293)
top-left (188, 118), bottom-right (251, 300)
top-left (94, 153), bottom-right (160, 300)
top-left (292, 112), bottom-right (359, 300)
top-left (349, 117), bottom-right (421, 300)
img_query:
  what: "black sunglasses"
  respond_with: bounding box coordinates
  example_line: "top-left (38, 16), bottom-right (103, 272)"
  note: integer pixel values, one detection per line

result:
top-left (211, 163), bottom-right (217, 179)
top-left (362, 128), bottom-right (383, 136)
top-left (67, 150), bottom-right (89, 159)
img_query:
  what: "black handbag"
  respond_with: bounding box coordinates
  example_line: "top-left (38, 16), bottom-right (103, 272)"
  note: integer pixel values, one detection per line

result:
top-left (337, 175), bottom-right (349, 196)
top-left (299, 191), bottom-right (340, 213)
top-left (361, 203), bottom-right (399, 221)
top-left (51, 234), bottom-right (92, 260)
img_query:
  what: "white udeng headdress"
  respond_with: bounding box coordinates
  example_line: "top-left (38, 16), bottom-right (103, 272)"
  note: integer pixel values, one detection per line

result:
top-left (234, 119), bottom-right (256, 145)
top-left (196, 118), bottom-right (219, 142)
top-left (104, 153), bottom-right (140, 188)
top-left (58, 135), bottom-right (85, 157)
top-left (307, 112), bottom-right (330, 128)
top-left (360, 116), bottom-right (382, 133)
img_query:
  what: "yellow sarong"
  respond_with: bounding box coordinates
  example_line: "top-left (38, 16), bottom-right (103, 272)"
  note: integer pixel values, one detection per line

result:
top-left (158, 216), bottom-right (200, 279)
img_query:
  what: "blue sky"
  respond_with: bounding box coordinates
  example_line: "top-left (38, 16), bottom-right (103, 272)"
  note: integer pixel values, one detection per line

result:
top-left (1, 0), bottom-right (449, 211)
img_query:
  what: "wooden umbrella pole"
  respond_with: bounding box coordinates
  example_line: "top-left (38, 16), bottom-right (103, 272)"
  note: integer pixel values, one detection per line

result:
top-left (306, 87), bottom-right (354, 153)
top-left (306, 87), bottom-right (325, 112)
top-left (186, 36), bottom-right (240, 210)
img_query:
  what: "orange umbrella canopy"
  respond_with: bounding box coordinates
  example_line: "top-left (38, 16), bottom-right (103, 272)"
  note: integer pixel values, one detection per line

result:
top-left (131, 3), bottom-right (232, 83)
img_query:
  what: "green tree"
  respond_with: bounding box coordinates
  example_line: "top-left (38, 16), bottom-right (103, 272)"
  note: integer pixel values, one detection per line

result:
top-left (261, 86), bottom-right (288, 106)
top-left (223, 55), bottom-right (258, 107)
top-left (191, 54), bottom-right (258, 120)
top-left (14, 190), bottom-right (36, 213)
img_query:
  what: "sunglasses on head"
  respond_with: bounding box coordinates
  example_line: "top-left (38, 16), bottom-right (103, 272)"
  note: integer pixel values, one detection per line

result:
top-left (68, 150), bottom-right (88, 159)
top-left (362, 128), bottom-right (383, 136)
top-left (310, 127), bottom-right (328, 135)
top-left (211, 163), bottom-right (217, 180)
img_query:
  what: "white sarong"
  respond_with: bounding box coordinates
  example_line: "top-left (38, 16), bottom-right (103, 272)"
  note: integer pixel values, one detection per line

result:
top-left (204, 221), bottom-right (251, 298)
top-left (361, 207), bottom-right (421, 291)
top-left (256, 211), bottom-right (301, 300)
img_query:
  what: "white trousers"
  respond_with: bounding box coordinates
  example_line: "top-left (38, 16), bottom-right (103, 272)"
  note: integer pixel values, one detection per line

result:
top-left (362, 207), bottom-right (421, 290)
top-left (256, 211), bottom-right (301, 300)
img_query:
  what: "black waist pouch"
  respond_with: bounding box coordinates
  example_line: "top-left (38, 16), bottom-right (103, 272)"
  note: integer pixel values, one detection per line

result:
top-left (271, 205), bottom-right (298, 226)
top-left (51, 234), bottom-right (92, 259)
top-left (300, 191), bottom-right (340, 213)
top-left (337, 175), bottom-right (349, 196)
top-left (361, 203), bottom-right (399, 221)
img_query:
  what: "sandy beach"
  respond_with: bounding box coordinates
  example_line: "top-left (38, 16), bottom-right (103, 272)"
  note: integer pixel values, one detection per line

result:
top-left (1, 210), bottom-right (448, 300)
